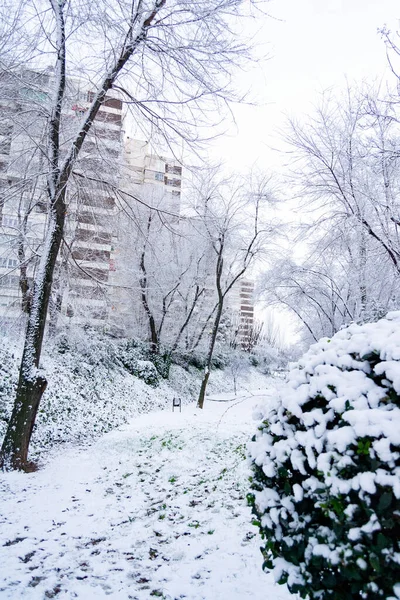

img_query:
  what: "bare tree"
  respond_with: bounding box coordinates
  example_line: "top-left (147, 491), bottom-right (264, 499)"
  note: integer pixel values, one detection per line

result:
top-left (111, 183), bottom-right (211, 354)
top-left (0, 0), bottom-right (267, 470)
top-left (284, 84), bottom-right (400, 276)
top-left (265, 83), bottom-right (400, 345)
top-left (192, 172), bottom-right (277, 409)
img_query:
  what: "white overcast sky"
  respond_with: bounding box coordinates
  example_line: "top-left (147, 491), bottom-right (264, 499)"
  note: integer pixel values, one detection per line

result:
top-left (208, 0), bottom-right (400, 341)
top-left (211, 0), bottom-right (400, 171)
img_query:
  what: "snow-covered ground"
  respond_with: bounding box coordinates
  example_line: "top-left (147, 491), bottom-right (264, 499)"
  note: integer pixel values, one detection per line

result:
top-left (0, 385), bottom-right (293, 600)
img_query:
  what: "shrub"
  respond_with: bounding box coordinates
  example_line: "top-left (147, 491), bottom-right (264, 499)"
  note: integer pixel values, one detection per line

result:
top-left (151, 351), bottom-right (171, 379)
top-left (132, 360), bottom-right (159, 387)
top-left (178, 351), bottom-right (206, 371)
top-left (118, 339), bottom-right (170, 380)
top-left (118, 339), bottom-right (146, 375)
top-left (248, 312), bottom-right (400, 600)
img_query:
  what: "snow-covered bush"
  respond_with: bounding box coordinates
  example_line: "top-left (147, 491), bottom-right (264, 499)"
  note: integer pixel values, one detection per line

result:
top-left (248, 312), bottom-right (400, 600)
top-left (118, 339), bottom-right (170, 381)
top-left (0, 346), bottom-right (17, 429)
top-left (119, 340), bottom-right (159, 386)
top-left (133, 360), bottom-right (159, 387)
top-left (249, 339), bottom-right (291, 375)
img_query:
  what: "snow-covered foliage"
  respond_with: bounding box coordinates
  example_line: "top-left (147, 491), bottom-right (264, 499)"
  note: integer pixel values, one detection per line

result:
top-left (260, 85), bottom-right (400, 348)
top-left (250, 341), bottom-right (290, 376)
top-left (0, 331), bottom-right (200, 460)
top-left (248, 312), bottom-right (400, 600)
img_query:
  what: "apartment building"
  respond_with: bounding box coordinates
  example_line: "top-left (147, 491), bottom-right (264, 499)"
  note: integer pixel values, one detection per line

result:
top-left (225, 278), bottom-right (255, 349)
top-left (107, 138), bottom-right (184, 335)
top-left (123, 137), bottom-right (182, 213)
top-left (0, 69), bottom-right (124, 329)
top-left (65, 86), bottom-right (124, 324)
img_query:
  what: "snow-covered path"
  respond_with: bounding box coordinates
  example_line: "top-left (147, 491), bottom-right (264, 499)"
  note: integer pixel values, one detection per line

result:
top-left (0, 391), bottom-right (292, 600)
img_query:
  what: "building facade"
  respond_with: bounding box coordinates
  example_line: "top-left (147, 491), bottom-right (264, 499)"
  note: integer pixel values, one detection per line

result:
top-left (123, 138), bottom-right (182, 213)
top-left (226, 278), bottom-right (256, 349)
top-left (107, 138), bottom-right (184, 336)
top-left (0, 69), bottom-right (124, 330)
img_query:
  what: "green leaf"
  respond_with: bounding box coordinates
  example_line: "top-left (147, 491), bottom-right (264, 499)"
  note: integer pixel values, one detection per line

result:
top-left (369, 555), bottom-right (380, 572)
top-left (377, 491), bottom-right (392, 512)
top-left (376, 533), bottom-right (389, 551)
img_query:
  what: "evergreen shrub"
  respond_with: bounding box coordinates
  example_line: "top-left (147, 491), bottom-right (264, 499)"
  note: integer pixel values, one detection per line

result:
top-left (248, 312), bottom-right (400, 600)
top-left (131, 360), bottom-right (159, 387)
top-left (119, 339), bottom-right (170, 381)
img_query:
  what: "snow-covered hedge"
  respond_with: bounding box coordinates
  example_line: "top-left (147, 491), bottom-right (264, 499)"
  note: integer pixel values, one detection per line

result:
top-left (248, 312), bottom-right (400, 600)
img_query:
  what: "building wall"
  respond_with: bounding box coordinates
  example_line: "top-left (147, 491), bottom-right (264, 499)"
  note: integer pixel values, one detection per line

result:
top-left (65, 85), bottom-right (124, 325)
top-left (107, 138), bottom-right (184, 336)
top-left (123, 138), bottom-right (182, 214)
top-left (0, 69), bottom-right (124, 329)
top-left (226, 278), bottom-right (255, 349)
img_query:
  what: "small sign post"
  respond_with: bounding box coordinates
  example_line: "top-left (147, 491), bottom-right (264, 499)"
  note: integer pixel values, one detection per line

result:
top-left (172, 397), bottom-right (181, 412)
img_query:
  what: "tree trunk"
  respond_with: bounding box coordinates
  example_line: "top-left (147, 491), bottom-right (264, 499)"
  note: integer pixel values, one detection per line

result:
top-left (17, 234), bottom-right (31, 314)
top-left (197, 368), bottom-right (210, 410)
top-left (0, 196), bottom-right (66, 469)
top-left (359, 225), bottom-right (367, 316)
top-left (0, 377), bottom-right (47, 470)
top-left (197, 252), bottom-right (224, 409)
top-left (195, 224), bottom-right (255, 409)
top-left (139, 224), bottom-right (159, 354)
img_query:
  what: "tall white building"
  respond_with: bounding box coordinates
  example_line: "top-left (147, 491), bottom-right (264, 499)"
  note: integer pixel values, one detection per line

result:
top-left (0, 69), bottom-right (124, 329)
top-left (123, 138), bottom-right (182, 213)
top-left (108, 138), bottom-right (184, 336)
top-left (226, 278), bottom-right (255, 349)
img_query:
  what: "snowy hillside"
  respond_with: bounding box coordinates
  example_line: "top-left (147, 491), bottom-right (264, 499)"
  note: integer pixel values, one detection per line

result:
top-left (0, 332), bottom-right (262, 461)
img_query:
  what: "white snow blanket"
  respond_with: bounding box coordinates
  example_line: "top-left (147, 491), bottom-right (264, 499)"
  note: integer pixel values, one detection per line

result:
top-left (0, 390), bottom-right (292, 600)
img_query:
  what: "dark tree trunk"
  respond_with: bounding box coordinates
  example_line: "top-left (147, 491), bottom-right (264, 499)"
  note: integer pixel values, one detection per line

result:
top-left (1, 193), bottom-right (66, 469)
top-left (197, 369), bottom-right (211, 410)
top-left (48, 245), bottom-right (69, 336)
top-left (197, 252), bottom-right (224, 409)
top-left (0, 377), bottom-right (47, 470)
top-left (17, 237), bottom-right (31, 314)
top-left (139, 215), bottom-right (159, 354)
top-left (197, 301), bottom-right (223, 409)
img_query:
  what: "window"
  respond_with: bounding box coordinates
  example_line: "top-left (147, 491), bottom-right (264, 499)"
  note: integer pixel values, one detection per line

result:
top-left (20, 88), bottom-right (49, 104)
top-left (0, 274), bottom-right (19, 287)
top-left (164, 177), bottom-right (181, 188)
top-left (165, 164), bottom-right (182, 176)
top-left (2, 216), bottom-right (19, 228)
top-left (87, 92), bottom-right (122, 111)
top-left (0, 258), bottom-right (18, 269)
top-left (155, 172), bottom-right (164, 181)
